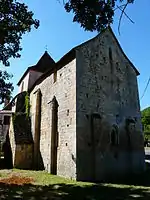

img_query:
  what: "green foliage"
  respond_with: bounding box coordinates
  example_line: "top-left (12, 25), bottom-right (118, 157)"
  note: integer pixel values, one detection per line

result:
top-left (0, 0), bottom-right (39, 66)
top-left (0, 0), bottom-right (39, 104)
top-left (0, 70), bottom-right (13, 104)
top-left (13, 92), bottom-right (30, 123)
top-left (12, 112), bottom-right (33, 144)
top-left (144, 132), bottom-right (150, 141)
top-left (141, 107), bottom-right (150, 131)
top-left (141, 107), bottom-right (150, 140)
top-left (25, 92), bottom-right (30, 118)
top-left (1, 169), bottom-right (150, 199)
top-left (64, 0), bottom-right (134, 32)
top-left (14, 91), bottom-right (30, 117)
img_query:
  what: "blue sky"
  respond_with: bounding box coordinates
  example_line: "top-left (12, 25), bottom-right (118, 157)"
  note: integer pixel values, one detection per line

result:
top-left (1, 0), bottom-right (150, 110)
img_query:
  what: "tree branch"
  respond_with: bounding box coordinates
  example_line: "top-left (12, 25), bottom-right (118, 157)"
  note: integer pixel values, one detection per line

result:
top-left (118, 2), bottom-right (128, 35)
top-left (114, 4), bottom-right (127, 11)
top-left (117, 5), bottom-right (134, 24)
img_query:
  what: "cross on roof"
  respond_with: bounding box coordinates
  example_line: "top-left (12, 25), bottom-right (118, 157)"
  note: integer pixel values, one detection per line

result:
top-left (45, 45), bottom-right (48, 52)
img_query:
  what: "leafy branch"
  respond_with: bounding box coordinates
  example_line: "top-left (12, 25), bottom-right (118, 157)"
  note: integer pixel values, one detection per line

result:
top-left (0, 0), bottom-right (39, 66)
top-left (63, 0), bottom-right (134, 33)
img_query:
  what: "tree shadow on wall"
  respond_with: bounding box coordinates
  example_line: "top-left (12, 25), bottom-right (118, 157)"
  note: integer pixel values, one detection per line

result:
top-left (12, 114), bottom-right (44, 170)
top-left (110, 157), bottom-right (150, 186)
top-left (0, 182), bottom-right (150, 200)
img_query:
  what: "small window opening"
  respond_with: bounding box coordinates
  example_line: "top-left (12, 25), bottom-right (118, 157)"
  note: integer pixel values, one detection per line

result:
top-left (134, 117), bottom-right (137, 122)
top-left (53, 71), bottom-right (57, 83)
top-left (109, 47), bottom-right (112, 61)
top-left (85, 114), bottom-right (89, 119)
top-left (88, 142), bottom-right (91, 146)
top-left (111, 129), bottom-right (116, 145)
top-left (110, 125), bottom-right (119, 146)
top-left (4, 116), bottom-right (10, 125)
top-left (67, 109), bottom-right (69, 116)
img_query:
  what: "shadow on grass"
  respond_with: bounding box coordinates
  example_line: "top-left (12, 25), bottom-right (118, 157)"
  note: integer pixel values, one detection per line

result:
top-left (0, 182), bottom-right (150, 200)
top-left (99, 161), bottom-right (150, 186)
top-left (1, 162), bottom-right (150, 200)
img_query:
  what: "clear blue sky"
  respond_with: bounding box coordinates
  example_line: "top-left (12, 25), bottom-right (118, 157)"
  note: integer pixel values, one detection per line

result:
top-left (2, 0), bottom-right (150, 110)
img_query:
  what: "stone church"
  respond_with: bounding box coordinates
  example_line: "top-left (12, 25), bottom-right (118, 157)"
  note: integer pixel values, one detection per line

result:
top-left (5, 27), bottom-right (145, 181)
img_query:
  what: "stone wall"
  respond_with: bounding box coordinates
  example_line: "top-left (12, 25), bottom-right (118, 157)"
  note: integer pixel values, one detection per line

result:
top-left (18, 73), bottom-right (30, 93)
top-left (76, 29), bottom-right (144, 181)
top-left (9, 114), bottom-right (34, 169)
top-left (8, 28), bottom-right (144, 181)
top-left (8, 92), bottom-right (34, 169)
top-left (18, 70), bottom-right (43, 93)
top-left (30, 59), bottom-right (76, 179)
top-left (28, 70), bottom-right (43, 91)
top-left (14, 144), bottom-right (33, 169)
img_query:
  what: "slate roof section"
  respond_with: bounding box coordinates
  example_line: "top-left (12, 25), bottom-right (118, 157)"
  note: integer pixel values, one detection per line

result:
top-left (17, 51), bottom-right (55, 86)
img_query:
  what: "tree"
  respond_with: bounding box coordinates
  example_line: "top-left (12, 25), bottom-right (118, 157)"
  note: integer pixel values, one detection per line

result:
top-left (0, 71), bottom-right (13, 104)
top-left (0, 0), bottom-right (39, 104)
top-left (64, 0), bottom-right (134, 33)
top-left (141, 107), bottom-right (150, 131)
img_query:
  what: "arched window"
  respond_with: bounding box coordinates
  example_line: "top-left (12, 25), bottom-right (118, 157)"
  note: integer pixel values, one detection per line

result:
top-left (110, 124), bottom-right (119, 146)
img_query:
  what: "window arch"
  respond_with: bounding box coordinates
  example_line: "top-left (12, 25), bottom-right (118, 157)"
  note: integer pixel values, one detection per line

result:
top-left (110, 124), bottom-right (119, 146)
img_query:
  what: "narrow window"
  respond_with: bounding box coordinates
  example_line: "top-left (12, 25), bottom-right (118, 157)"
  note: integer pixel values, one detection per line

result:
top-left (67, 109), bottom-right (69, 116)
top-left (109, 47), bottom-right (112, 61)
top-left (111, 129), bottom-right (116, 145)
top-left (110, 124), bottom-right (119, 146)
top-left (53, 71), bottom-right (57, 83)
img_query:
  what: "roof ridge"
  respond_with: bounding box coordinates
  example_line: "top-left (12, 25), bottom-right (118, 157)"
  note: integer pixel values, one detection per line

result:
top-left (17, 51), bottom-right (55, 86)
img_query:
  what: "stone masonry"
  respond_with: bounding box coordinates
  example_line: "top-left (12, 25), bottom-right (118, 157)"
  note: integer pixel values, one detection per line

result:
top-left (8, 27), bottom-right (145, 181)
top-left (75, 29), bottom-right (144, 181)
top-left (30, 59), bottom-right (77, 179)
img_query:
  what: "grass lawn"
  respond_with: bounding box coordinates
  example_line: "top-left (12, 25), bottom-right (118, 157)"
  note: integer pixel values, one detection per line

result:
top-left (0, 169), bottom-right (150, 199)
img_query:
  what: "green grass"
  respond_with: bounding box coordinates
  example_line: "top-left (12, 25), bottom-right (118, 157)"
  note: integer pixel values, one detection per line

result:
top-left (0, 169), bottom-right (150, 199)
